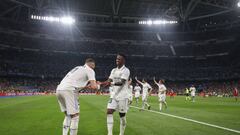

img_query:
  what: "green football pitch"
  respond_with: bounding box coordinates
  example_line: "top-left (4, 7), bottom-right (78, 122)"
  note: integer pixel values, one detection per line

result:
top-left (0, 95), bottom-right (240, 135)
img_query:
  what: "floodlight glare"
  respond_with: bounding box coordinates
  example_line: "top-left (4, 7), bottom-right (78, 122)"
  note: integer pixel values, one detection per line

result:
top-left (139, 19), bottom-right (177, 25)
top-left (31, 15), bottom-right (75, 25)
top-left (238, 1), bottom-right (240, 7)
top-left (60, 17), bottom-right (75, 25)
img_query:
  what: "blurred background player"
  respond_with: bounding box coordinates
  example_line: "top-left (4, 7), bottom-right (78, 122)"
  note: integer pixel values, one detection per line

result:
top-left (233, 87), bottom-right (238, 102)
top-left (56, 58), bottom-right (98, 135)
top-left (134, 83), bottom-right (141, 105)
top-left (154, 77), bottom-right (167, 111)
top-left (135, 77), bottom-right (152, 110)
top-left (101, 54), bottom-right (130, 135)
top-left (190, 85), bottom-right (196, 102)
top-left (185, 87), bottom-right (190, 101)
top-left (169, 89), bottom-right (175, 99)
top-left (128, 78), bottom-right (133, 105)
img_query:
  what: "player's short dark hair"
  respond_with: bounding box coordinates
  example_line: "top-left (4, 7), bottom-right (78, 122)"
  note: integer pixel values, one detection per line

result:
top-left (160, 79), bottom-right (165, 84)
top-left (85, 58), bottom-right (95, 63)
top-left (117, 53), bottom-right (127, 60)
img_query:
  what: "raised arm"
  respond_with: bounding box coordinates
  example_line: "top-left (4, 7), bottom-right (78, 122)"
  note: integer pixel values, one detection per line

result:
top-left (135, 77), bottom-right (143, 85)
top-left (148, 84), bottom-right (153, 95)
top-left (153, 77), bottom-right (158, 85)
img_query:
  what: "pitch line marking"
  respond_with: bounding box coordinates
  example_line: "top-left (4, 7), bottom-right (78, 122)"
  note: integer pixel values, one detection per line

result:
top-left (130, 106), bottom-right (240, 134)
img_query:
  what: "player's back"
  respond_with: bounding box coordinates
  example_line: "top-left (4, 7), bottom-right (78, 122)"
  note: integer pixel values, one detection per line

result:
top-left (134, 86), bottom-right (141, 93)
top-left (158, 84), bottom-right (167, 95)
top-left (142, 83), bottom-right (151, 94)
top-left (57, 65), bottom-right (94, 91)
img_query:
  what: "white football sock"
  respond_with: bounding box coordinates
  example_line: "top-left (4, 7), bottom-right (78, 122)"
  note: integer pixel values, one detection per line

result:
top-left (142, 101), bottom-right (145, 109)
top-left (159, 102), bottom-right (162, 111)
top-left (63, 115), bottom-right (71, 135)
top-left (164, 101), bottom-right (168, 108)
top-left (70, 116), bottom-right (79, 135)
top-left (120, 116), bottom-right (127, 135)
top-left (107, 114), bottom-right (113, 135)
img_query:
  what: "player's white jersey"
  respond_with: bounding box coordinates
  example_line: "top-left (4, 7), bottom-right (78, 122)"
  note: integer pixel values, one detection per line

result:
top-left (57, 64), bottom-right (96, 91)
top-left (190, 86), bottom-right (196, 96)
top-left (109, 65), bottom-right (130, 100)
top-left (157, 84), bottom-right (167, 95)
top-left (134, 86), bottom-right (141, 98)
top-left (141, 82), bottom-right (152, 95)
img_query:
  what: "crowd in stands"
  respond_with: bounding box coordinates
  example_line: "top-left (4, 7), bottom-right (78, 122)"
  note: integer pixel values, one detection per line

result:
top-left (0, 77), bottom-right (238, 97)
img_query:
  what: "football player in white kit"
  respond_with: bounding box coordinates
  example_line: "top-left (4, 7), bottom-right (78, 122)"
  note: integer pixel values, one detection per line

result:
top-left (128, 78), bottom-right (133, 105)
top-left (134, 83), bottom-right (141, 105)
top-left (135, 77), bottom-right (152, 110)
top-left (153, 77), bottom-right (167, 111)
top-left (56, 58), bottom-right (99, 135)
top-left (101, 54), bottom-right (130, 135)
top-left (190, 85), bottom-right (196, 102)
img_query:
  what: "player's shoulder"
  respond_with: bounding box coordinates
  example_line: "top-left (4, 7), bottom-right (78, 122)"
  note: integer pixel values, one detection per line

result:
top-left (122, 66), bottom-right (130, 72)
top-left (84, 65), bottom-right (95, 72)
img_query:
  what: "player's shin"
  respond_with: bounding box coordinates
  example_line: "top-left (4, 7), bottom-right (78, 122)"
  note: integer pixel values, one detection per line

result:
top-left (142, 101), bottom-right (145, 109)
top-left (107, 114), bottom-right (114, 135)
top-left (164, 101), bottom-right (168, 109)
top-left (159, 102), bottom-right (162, 111)
top-left (119, 116), bottom-right (127, 135)
top-left (70, 115), bottom-right (79, 135)
top-left (63, 115), bottom-right (71, 135)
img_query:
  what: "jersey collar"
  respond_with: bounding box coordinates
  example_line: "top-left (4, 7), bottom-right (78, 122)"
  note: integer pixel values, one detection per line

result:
top-left (117, 65), bottom-right (125, 70)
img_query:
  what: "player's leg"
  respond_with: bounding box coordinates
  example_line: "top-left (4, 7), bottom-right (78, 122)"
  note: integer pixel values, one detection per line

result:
top-left (56, 91), bottom-right (70, 135)
top-left (141, 96), bottom-right (146, 110)
top-left (163, 95), bottom-right (167, 109)
top-left (159, 101), bottom-right (162, 111)
top-left (63, 112), bottom-right (71, 135)
top-left (135, 97), bottom-right (138, 104)
top-left (107, 99), bottom-right (117, 135)
top-left (119, 99), bottom-right (128, 135)
top-left (65, 91), bottom-right (80, 135)
top-left (144, 95), bottom-right (151, 110)
top-left (119, 113), bottom-right (126, 135)
top-left (145, 101), bottom-right (151, 110)
top-left (69, 113), bottom-right (79, 135)
top-left (192, 96), bottom-right (195, 102)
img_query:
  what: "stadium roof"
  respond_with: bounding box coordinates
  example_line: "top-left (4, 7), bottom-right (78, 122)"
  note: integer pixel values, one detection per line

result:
top-left (0, 0), bottom-right (240, 32)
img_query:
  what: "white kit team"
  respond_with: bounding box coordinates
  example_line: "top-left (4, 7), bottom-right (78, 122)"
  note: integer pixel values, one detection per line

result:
top-left (55, 53), bottom-right (199, 135)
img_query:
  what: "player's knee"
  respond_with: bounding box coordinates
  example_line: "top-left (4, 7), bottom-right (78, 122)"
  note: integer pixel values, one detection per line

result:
top-left (119, 113), bottom-right (126, 118)
top-left (70, 113), bottom-right (79, 118)
top-left (107, 109), bottom-right (114, 114)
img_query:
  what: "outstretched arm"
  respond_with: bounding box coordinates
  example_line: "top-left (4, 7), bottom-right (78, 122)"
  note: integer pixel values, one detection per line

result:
top-left (148, 87), bottom-right (153, 96)
top-left (153, 77), bottom-right (158, 85)
top-left (135, 77), bottom-right (143, 85)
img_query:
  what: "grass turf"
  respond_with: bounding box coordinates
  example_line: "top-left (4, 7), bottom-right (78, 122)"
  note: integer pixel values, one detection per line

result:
top-left (0, 95), bottom-right (239, 135)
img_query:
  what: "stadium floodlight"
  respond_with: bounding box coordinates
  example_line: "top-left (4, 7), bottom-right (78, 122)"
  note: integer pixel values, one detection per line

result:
top-left (139, 19), bottom-right (178, 25)
top-left (238, 0), bottom-right (240, 7)
top-left (147, 20), bottom-right (153, 25)
top-left (60, 17), bottom-right (75, 25)
top-left (31, 15), bottom-right (75, 25)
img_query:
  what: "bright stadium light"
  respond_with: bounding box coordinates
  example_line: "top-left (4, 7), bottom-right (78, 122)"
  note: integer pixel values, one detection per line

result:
top-left (31, 15), bottom-right (75, 25)
top-left (147, 20), bottom-right (153, 25)
top-left (238, 0), bottom-right (240, 7)
top-left (60, 17), bottom-right (75, 25)
top-left (139, 19), bottom-right (178, 25)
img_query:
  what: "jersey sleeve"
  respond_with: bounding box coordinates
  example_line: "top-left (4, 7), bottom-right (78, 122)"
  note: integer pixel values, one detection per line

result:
top-left (120, 68), bottom-right (130, 81)
top-left (148, 84), bottom-right (152, 89)
top-left (87, 68), bottom-right (96, 81)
